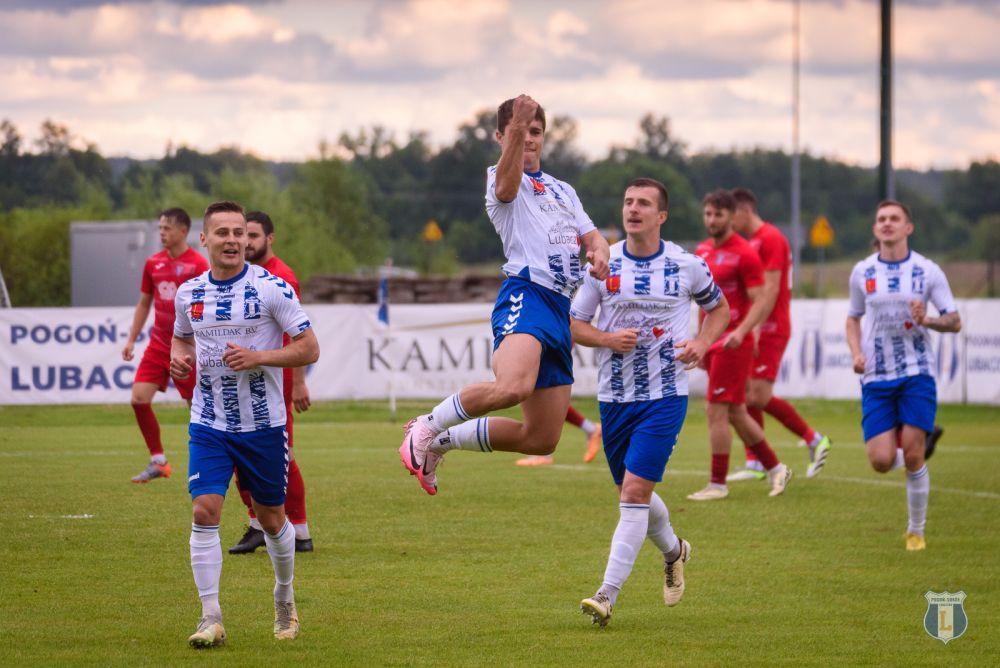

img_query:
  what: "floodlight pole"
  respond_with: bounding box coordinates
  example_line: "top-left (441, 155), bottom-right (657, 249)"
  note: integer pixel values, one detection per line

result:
top-left (879, 0), bottom-right (895, 200)
top-left (791, 0), bottom-right (802, 291)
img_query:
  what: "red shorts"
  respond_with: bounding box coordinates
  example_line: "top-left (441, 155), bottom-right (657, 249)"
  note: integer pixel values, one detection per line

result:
top-left (703, 337), bottom-right (753, 404)
top-left (135, 344), bottom-right (195, 400)
top-left (751, 333), bottom-right (790, 382)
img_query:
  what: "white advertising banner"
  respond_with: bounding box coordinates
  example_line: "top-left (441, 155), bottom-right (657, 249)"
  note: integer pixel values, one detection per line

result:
top-left (0, 300), bottom-right (993, 405)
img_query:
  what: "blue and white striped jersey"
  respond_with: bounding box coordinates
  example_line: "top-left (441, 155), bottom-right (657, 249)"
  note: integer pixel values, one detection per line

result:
top-left (848, 250), bottom-right (956, 385)
top-left (485, 166), bottom-right (596, 298)
top-left (570, 240), bottom-right (722, 403)
top-left (174, 263), bottom-right (312, 432)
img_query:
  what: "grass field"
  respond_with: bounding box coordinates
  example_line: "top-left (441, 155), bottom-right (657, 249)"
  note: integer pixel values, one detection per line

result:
top-left (1, 399), bottom-right (997, 665)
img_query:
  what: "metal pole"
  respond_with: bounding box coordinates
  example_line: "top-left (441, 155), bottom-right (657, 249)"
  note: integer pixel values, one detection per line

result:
top-left (791, 0), bottom-right (802, 292)
top-left (879, 0), bottom-right (894, 200)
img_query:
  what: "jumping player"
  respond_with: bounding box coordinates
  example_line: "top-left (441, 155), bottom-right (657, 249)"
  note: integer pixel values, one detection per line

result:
top-left (846, 200), bottom-right (960, 551)
top-left (229, 211), bottom-right (314, 554)
top-left (572, 178), bottom-right (729, 627)
top-left (514, 405), bottom-right (603, 466)
top-left (398, 94), bottom-right (609, 494)
top-left (688, 190), bottom-right (792, 501)
top-left (727, 188), bottom-right (831, 481)
top-left (123, 208), bottom-right (208, 483)
top-left (171, 201), bottom-right (319, 646)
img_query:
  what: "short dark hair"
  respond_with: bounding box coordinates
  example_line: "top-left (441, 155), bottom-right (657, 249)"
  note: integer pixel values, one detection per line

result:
top-left (203, 200), bottom-right (245, 229)
top-left (246, 210), bottom-right (274, 236)
top-left (159, 207), bottom-right (191, 230)
top-left (702, 189), bottom-right (736, 212)
top-left (730, 187), bottom-right (757, 210)
top-left (626, 178), bottom-right (669, 211)
top-left (496, 97), bottom-right (547, 135)
top-left (876, 199), bottom-right (912, 222)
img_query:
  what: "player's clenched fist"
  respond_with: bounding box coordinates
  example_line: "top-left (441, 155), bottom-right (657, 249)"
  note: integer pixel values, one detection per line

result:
top-left (604, 328), bottom-right (639, 353)
top-left (909, 299), bottom-right (927, 325)
top-left (587, 249), bottom-right (610, 280)
top-left (222, 342), bottom-right (260, 371)
top-left (852, 353), bottom-right (866, 374)
top-left (511, 94), bottom-right (538, 126)
top-left (170, 353), bottom-right (193, 380)
top-left (674, 339), bottom-right (709, 370)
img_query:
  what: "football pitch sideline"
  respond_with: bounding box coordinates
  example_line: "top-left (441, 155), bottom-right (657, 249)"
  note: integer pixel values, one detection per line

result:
top-left (1, 399), bottom-right (996, 665)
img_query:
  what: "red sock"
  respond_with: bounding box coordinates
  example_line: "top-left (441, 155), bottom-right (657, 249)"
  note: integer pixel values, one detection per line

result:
top-left (711, 453), bottom-right (730, 485)
top-left (743, 445), bottom-right (758, 462)
top-left (565, 406), bottom-right (585, 428)
top-left (747, 439), bottom-right (780, 471)
top-left (764, 397), bottom-right (815, 442)
top-left (285, 459), bottom-right (307, 525)
top-left (132, 403), bottom-right (163, 457)
top-left (234, 469), bottom-right (256, 518)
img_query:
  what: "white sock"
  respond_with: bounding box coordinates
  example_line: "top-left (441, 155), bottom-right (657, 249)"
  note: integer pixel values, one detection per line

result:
top-left (249, 517), bottom-right (262, 531)
top-left (906, 465), bottom-right (930, 535)
top-left (151, 453), bottom-right (167, 465)
top-left (190, 524), bottom-right (222, 619)
top-left (427, 393), bottom-right (472, 433)
top-left (891, 448), bottom-right (905, 471)
top-left (580, 418), bottom-right (597, 436)
top-left (429, 417), bottom-right (492, 454)
top-left (293, 522), bottom-right (310, 540)
top-left (601, 503), bottom-right (650, 605)
top-left (646, 493), bottom-right (680, 561)
top-left (264, 519), bottom-right (296, 603)
top-left (745, 460), bottom-right (765, 473)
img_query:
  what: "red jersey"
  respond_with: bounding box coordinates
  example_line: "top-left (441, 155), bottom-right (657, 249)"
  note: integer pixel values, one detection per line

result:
top-left (141, 247), bottom-right (208, 350)
top-left (695, 232), bottom-right (764, 332)
top-left (748, 222), bottom-right (792, 338)
top-left (261, 255), bottom-right (302, 398)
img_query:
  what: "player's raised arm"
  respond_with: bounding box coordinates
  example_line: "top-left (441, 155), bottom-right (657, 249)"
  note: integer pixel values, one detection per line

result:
top-left (493, 94), bottom-right (539, 203)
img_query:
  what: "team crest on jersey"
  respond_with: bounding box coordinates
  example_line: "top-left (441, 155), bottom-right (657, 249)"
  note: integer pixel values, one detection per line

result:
top-left (243, 283), bottom-right (261, 320)
top-left (923, 591), bottom-right (968, 644)
top-left (191, 301), bottom-right (204, 321)
top-left (911, 265), bottom-right (926, 293)
top-left (175, 264), bottom-right (187, 277)
top-left (606, 275), bottom-right (621, 294)
top-left (864, 266), bottom-right (877, 293)
top-left (529, 177), bottom-right (546, 195)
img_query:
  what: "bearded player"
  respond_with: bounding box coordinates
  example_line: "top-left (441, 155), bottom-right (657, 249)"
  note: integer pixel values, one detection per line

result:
top-left (228, 211), bottom-right (314, 554)
top-left (688, 190), bottom-right (792, 501)
top-left (727, 187), bottom-right (831, 482)
top-left (123, 208), bottom-right (208, 483)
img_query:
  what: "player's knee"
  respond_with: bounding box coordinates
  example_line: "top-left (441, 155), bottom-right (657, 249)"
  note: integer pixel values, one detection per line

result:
top-left (258, 514), bottom-right (285, 535)
top-left (191, 504), bottom-right (220, 526)
top-left (130, 398), bottom-right (151, 408)
top-left (869, 456), bottom-right (893, 473)
top-left (494, 381), bottom-right (532, 408)
top-left (903, 450), bottom-right (924, 471)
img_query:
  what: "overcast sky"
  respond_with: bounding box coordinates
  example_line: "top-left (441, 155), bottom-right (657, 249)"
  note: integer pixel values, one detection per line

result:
top-left (1, 0), bottom-right (997, 168)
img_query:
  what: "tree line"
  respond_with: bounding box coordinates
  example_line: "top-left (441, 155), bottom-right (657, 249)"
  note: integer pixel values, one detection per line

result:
top-left (0, 114), bottom-right (996, 306)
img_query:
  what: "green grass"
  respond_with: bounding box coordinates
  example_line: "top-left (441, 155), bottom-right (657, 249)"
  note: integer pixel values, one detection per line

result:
top-left (1, 399), bottom-right (997, 665)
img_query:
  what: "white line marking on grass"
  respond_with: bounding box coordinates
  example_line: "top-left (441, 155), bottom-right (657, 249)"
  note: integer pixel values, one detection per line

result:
top-left (27, 514), bottom-right (95, 519)
top-left (818, 475), bottom-right (1000, 500)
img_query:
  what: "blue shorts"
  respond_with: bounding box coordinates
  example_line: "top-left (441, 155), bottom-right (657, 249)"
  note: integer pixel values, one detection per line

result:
top-left (187, 423), bottom-right (289, 506)
top-left (491, 276), bottom-right (573, 389)
top-left (599, 396), bottom-right (688, 485)
top-left (861, 374), bottom-right (937, 442)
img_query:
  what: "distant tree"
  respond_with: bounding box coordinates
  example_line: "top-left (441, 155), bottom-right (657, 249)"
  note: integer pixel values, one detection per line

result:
top-left (635, 113), bottom-right (687, 165)
top-left (35, 120), bottom-right (73, 156)
top-left (0, 119), bottom-right (20, 157)
top-left (945, 159), bottom-right (1000, 223)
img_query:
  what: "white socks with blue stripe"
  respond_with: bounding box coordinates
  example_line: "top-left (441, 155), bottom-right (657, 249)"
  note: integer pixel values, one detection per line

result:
top-left (264, 519), bottom-right (296, 603)
top-left (426, 393), bottom-right (472, 434)
top-left (598, 503), bottom-right (650, 606)
top-left (430, 417), bottom-right (492, 454)
top-left (190, 524), bottom-right (222, 619)
top-left (647, 492), bottom-right (681, 562)
top-left (906, 465), bottom-right (930, 535)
